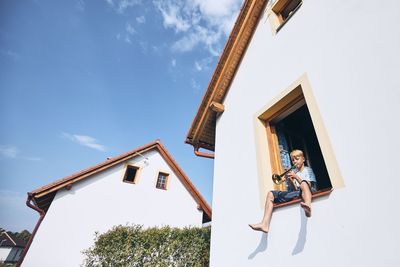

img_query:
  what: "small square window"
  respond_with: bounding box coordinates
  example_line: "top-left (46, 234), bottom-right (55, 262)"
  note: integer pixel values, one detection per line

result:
top-left (156, 172), bottom-right (169, 190)
top-left (269, 0), bottom-right (302, 33)
top-left (123, 165), bottom-right (139, 184)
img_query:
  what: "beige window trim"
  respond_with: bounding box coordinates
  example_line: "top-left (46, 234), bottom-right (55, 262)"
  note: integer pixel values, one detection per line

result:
top-left (266, 0), bottom-right (303, 35)
top-left (253, 73), bottom-right (344, 208)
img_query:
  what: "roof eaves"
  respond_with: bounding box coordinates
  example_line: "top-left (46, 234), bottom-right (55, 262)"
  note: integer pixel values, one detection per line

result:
top-left (30, 140), bottom-right (160, 198)
top-left (185, 0), bottom-right (267, 152)
top-left (156, 142), bottom-right (212, 219)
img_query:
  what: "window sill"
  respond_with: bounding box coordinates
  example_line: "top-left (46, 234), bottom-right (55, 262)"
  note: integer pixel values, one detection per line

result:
top-left (123, 180), bottom-right (137, 185)
top-left (273, 187), bottom-right (333, 209)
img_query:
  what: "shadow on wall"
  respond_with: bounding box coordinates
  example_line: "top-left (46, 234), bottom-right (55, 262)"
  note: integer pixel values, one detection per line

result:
top-left (248, 207), bottom-right (308, 259)
top-left (292, 207), bottom-right (308, 255)
top-left (248, 233), bottom-right (268, 259)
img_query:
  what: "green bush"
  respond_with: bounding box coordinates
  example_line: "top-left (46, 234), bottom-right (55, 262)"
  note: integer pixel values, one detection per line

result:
top-left (82, 225), bottom-right (210, 267)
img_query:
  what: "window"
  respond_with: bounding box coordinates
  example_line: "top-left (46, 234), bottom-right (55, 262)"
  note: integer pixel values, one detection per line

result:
top-left (156, 172), bottom-right (169, 190)
top-left (123, 165), bottom-right (139, 184)
top-left (254, 74), bottom-right (344, 207)
top-left (268, 0), bottom-right (302, 33)
top-left (268, 103), bottom-right (332, 192)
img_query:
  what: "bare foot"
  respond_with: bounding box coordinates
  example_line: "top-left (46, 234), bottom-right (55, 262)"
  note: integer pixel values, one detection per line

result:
top-left (249, 223), bottom-right (269, 233)
top-left (300, 202), bottom-right (312, 217)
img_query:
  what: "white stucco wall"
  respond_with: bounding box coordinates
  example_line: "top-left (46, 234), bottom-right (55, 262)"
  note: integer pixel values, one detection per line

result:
top-left (0, 247), bottom-right (12, 262)
top-left (210, 1), bottom-right (400, 266)
top-left (22, 149), bottom-right (204, 266)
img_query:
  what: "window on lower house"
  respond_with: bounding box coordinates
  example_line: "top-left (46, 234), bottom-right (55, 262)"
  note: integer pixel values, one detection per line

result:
top-left (156, 172), bottom-right (169, 190)
top-left (123, 165), bottom-right (139, 184)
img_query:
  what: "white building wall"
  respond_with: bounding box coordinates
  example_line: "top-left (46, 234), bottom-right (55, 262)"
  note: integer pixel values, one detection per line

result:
top-left (0, 247), bottom-right (12, 262)
top-left (210, 1), bottom-right (400, 266)
top-left (22, 150), bottom-right (203, 267)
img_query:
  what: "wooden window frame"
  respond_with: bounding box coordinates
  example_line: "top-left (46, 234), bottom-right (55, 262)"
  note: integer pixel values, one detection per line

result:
top-left (253, 74), bottom-right (344, 209)
top-left (155, 171), bottom-right (170, 190)
top-left (267, 0), bottom-right (303, 34)
top-left (122, 165), bottom-right (140, 184)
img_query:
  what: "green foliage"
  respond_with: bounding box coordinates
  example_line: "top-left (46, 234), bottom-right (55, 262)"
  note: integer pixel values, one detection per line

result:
top-left (82, 225), bottom-right (210, 267)
top-left (14, 230), bottom-right (31, 242)
top-left (0, 227), bottom-right (31, 242)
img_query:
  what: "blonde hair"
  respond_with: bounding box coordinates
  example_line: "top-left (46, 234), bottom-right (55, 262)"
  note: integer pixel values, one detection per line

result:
top-left (290, 149), bottom-right (304, 158)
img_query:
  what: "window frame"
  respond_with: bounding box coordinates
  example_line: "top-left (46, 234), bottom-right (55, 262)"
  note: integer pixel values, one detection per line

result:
top-left (155, 171), bottom-right (170, 190)
top-left (267, 0), bottom-right (303, 34)
top-left (253, 74), bottom-right (344, 208)
top-left (122, 165), bottom-right (140, 184)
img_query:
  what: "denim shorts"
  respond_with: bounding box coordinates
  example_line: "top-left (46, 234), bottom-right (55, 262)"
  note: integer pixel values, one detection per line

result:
top-left (272, 181), bottom-right (317, 203)
top-left (272, 190), bottom-right (301, 203)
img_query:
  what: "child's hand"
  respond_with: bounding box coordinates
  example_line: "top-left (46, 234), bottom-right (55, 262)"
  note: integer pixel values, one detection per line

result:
top-left (287, 171), bottom-right (299, 182)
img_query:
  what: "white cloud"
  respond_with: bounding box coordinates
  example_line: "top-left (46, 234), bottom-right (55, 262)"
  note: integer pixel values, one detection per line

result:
top-left (0, 145), bottom-right (41, 161)
top-left (136, 16), bottom-right (146, 24)
top-left (62, 133), bottom-right (106, 152)
top-left (125, 36), bottom-right (132, 44)
top-left (191, 78), bottom-right (201, 93)
top-left (105, 0), bottom-right (142, 14)
top-left (76, 0), bottom-right (85, 12)
top-left (126, 22), bottom-right (136, 34)
top-left (117, 23), bottom-right (135, 45)
top-left (171, 59), bottom-right (176, 67)
top-left (194, 56), bottom-right (213, 71)
top-left (154, 1), bottom-right (191, 33)
top-left (21, 156), bottom-right (42, 161)
top-left (153, 0), bottom-right (242, 55)
top-left (0, 146), bottom-right (19, 158)
top-left (0, 49), bottom-right (20, 60)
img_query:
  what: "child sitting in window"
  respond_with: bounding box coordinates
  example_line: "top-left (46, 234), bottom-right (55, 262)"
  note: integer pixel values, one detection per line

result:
top-left (249, 149), bottom-right (317, 233)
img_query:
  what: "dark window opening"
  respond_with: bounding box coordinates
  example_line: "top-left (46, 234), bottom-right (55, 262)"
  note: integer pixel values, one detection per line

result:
top-left (280, 0), bottom-right (302, 21)
top-left (202, 211), bottom-right (211, 224)
top-left (271, 104), bottom-right (332, 191)
top-left (272, 0), bottom-right (303, 32)
top-left (123, 166), bottom-right (139, 183)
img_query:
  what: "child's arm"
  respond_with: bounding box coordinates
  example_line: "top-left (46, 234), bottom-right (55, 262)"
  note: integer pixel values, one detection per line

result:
top-left (287, 171), bottom-right (302, 190)
top-left (287, 175), bottom-right (298, 190)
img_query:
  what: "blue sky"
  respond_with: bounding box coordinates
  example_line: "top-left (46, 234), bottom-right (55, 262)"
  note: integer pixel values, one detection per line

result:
top-left (0, 0), bottom-right (243, 232)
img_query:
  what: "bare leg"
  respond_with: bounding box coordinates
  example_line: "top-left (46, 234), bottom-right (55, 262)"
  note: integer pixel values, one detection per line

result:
top-left (300, 182), bottom-right (312, 217)
top-left (249, 191), bottom-right (274, 233)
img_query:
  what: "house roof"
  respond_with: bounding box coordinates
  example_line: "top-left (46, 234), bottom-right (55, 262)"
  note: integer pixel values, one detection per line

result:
top-left (29, 140), bottom-right (212, 219)
top-left (185, 0), bottom-right (267, 151)
top-left (0, 232), bottom-right (26, 248)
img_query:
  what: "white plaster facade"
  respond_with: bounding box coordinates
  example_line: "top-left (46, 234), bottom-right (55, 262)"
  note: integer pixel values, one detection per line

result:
top-left (0, 247), bottom-right (12, 262)
top-left (207, 1), bottom-right (400, 266)
top-left (22, 149), bottom-right (206, 266)
top-left (1, 247), bottom-right (23, 263)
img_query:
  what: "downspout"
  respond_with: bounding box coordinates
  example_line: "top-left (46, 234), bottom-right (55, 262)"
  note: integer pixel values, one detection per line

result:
top-left (17, 193), bottom-right (46, 267)
top-left (194, 146), bottom-right (215, 159)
